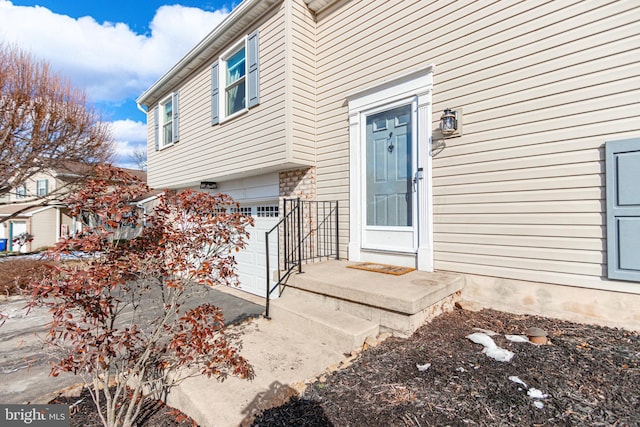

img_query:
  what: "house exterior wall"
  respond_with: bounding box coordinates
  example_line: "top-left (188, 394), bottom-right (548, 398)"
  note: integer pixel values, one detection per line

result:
top-left (30, 208), bottom-right (57, 250)
top-left (145, 1), bottom-right (317, 190)
top-left (313, 0), bottom-right (640, 305)
top-left (0, 171), bottom-right (56, 203)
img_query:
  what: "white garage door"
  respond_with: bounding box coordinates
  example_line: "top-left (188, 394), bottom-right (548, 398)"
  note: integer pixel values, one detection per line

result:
top-left (234, 204), bottom-right (279, 298)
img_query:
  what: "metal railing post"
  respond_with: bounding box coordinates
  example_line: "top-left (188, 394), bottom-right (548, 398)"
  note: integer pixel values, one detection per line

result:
top-left (265, 230), bottom-right (271, 319)
top-left (297, 198), bottom-right (302, 273)
top-left (335, 201), bottom-right (339, 260)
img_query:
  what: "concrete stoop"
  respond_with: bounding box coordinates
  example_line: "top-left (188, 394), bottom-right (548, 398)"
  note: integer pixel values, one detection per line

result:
top-left (273, 260), bottom-right (465, 340)
top-left (268, 293), bottom-right (379, 354)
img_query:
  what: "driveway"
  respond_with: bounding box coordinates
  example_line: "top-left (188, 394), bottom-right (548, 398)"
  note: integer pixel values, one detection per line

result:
top-left (0, 285), bottom-right (265, 404)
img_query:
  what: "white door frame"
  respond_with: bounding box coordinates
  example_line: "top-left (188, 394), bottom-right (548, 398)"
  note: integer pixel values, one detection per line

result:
top-left (347, 66), bottom-right (434, 271)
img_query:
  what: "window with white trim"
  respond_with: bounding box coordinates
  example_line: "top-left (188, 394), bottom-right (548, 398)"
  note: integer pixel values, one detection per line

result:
top-left (160, 95), bottom-right (173, 147)
top-left (16, 184), bottom-right (26, 199)
top-left (256, 205), bottom-right (278, 218)
top-left (223, 44), bottom-right (246, 117)
top-left (36, 179), bottom-right (48, 197)
top-left (211, 30), bottom-right (259, 125)
top-left (231, 206), bottom-right (253, 216)
top-left (154, 92), bottom-right (179, 151)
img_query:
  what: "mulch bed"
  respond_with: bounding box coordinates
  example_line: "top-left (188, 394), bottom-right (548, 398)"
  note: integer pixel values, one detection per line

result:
top-left (44, 308), bottom-right (639, 426)
top-left (50, 387), bottom-right (197, 427)
top-left (252, 308), bottom-right (640, 426)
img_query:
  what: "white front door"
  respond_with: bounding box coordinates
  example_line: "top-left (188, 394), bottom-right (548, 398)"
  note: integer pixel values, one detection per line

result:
top-left (362, 104), bottom-right (416, 253)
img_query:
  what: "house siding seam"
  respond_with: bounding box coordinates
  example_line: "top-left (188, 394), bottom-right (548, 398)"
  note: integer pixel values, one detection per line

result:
top-left (312, 0), bottom-right (640, 293)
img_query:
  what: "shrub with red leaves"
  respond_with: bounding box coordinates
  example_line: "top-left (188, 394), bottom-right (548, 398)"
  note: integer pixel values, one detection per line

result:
top-left (29, 165), bottom-right (254, 427)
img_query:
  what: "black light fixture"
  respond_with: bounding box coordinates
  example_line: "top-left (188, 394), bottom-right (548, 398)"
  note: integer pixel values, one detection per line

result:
top-left (199, 181), bottom-right (218, 190)
top-left (440, 108), bottom-right (458, 136)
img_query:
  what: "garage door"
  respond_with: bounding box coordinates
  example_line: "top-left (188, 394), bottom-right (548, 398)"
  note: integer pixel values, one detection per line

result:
top-left (234, 204), bottom-right (279, 297)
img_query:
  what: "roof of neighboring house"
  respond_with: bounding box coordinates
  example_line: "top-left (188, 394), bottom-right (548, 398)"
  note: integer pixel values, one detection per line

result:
top-left (137, 0), bottom-right (281, 107)
top-left (0, 203), bottom-right (63, 217)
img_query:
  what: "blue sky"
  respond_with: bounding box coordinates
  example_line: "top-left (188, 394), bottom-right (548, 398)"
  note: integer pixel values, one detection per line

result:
top-left (0, 0), bottom-right (235, 168)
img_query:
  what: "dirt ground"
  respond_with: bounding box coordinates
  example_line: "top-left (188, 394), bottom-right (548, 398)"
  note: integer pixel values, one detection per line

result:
top-left (252, 307), bottom-right (640, 426)
top-left (41, 307), bottom-right (639, 426)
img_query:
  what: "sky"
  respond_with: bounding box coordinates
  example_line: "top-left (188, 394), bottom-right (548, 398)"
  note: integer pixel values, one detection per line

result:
top-left (0, 0), bottom-right (236, 168)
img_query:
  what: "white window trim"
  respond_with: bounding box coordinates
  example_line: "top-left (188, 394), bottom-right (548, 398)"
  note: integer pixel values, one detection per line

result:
top-left (218, 37), bottom-right (248, 123)
top-left (158, 94), bottom-right (174, 150)
top-left (16, 184), bottom-right (27, 199)
top-left (36, 179), bottom-right (48, 197)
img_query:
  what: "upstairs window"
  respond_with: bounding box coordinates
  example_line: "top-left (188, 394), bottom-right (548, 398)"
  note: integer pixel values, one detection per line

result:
top-left (154, 92), bottom-right (179, 151)
top-left (224, 45), bottom-right (246, 117)
top-left (161, 96), bottom-right (173, 146)
top-left (36, 179), bottom-right (48, 197)
top-left (16, 184), bottom-right (26, 199)
top-left (211, 30), bottom-right (259, 125)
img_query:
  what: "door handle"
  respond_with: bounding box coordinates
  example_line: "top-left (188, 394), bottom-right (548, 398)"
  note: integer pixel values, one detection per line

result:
top-left (413, 168), bottom-right (424, 192)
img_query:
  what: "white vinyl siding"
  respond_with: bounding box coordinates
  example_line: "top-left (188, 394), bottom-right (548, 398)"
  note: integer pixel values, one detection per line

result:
top-left (314, 0), bottom-right (640, 292)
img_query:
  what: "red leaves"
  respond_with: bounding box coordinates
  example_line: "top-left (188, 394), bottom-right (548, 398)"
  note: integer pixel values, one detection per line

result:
top-left (27, 173), bottom-right (254, 410)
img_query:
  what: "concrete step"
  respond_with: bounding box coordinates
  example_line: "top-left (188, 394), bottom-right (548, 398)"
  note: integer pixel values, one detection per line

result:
top-left (269, 292), bottom-right (379, 354)
top-left (283, 261), bottom-right (465, 335)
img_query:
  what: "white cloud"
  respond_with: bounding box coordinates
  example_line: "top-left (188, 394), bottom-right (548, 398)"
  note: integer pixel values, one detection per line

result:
top-left (0, 1), bottom-right (228, 168)
top-left (111, 119), bottom-right (148, 167)
top-left (0, 1), bottom-right (228, 103)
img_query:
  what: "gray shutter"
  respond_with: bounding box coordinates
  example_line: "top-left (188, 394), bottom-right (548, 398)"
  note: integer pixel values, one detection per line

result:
top-left (211, 63), bottom-right (219, 125)
top-left (172, 91), bottom-right (179, 143)
top-left (606, 137), bottom-right (640, 281)
top-left (153, 107), bottom-right (159, 151)
top-left (247, 30), bottom-right (260, 108)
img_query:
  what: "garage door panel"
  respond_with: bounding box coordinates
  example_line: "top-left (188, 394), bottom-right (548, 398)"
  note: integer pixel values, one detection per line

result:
top-left (234, 206), bottom-right (279, 297)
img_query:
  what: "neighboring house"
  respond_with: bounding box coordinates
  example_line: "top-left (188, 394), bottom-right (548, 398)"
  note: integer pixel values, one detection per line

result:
top-left (137, 0), bottom-right (640, 328)
top-left (0, 165), bottom-right (148, 252)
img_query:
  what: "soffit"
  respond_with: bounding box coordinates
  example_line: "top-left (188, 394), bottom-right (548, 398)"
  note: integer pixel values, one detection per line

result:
top-left (137, 0), bottom-right (281, 107)
top-left (302, 0), bottom-right (340, 13)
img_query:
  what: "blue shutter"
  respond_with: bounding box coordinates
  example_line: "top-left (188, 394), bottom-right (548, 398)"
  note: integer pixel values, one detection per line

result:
top-left (153, 107), bottom-right (159, 151)
top-left (606, 138), bottom-right (640, 281)
top-left (172, 91), bottom-right (179, 143)
top-left (247, 30), bottom-right (259, 108)
top-left (211, 63), bottom-right (219, 125)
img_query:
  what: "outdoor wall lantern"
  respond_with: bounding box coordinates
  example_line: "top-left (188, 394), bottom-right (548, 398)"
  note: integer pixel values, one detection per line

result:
top-left (199, 181), bottom-right (218, 190)
top-left (440, 108), bottom-right (458, 136)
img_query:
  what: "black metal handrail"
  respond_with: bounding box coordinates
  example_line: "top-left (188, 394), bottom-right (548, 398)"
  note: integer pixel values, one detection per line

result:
top-left (265, 198), bottom-right (339, 318)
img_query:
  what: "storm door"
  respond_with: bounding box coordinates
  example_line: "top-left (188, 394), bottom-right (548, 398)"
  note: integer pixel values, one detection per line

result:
top-left (362, 104), bottom-right (416, 252)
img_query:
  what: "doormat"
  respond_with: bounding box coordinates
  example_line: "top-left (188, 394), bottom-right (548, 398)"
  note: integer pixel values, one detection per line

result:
top-left (347, 262), bottom-right (415, 276)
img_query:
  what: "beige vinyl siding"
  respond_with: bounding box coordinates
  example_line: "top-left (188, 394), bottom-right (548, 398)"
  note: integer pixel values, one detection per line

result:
top-left (289, 0), bottom-right (316, 164)
top-left (314, 0), bottom-right (640, 292)
top-left (147, 3), bottom-right (296, 189)
top-left (30, 208), bottom-right (57, 249)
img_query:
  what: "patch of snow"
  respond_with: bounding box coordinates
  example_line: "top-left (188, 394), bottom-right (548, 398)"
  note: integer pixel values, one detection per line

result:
top-left (528, 388), bottom-right (548, 399)
top-left (416, 363), bottom-right (431, 372)
top-left (467, 332), bottom-right (496, 347)
top-left (533, 401), bottom-right (544, 409)
top-left (466, 332), bottom-right (514, 362)
top-left (505, 334), bottom-right (530, 343)
top-left (509, 376), bottom-right (528, 388)
top-left (456, 367), bottom-right (465, 373)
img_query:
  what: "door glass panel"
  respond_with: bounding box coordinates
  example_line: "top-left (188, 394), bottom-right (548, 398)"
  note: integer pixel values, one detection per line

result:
top-left (366, 105), bottom-right (412, 227)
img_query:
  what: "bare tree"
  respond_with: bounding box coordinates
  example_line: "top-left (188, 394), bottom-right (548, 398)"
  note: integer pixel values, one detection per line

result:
top-left (129, 145), bottom-right (148, 171)
top-left (0, 43), bottom-right (114, 218)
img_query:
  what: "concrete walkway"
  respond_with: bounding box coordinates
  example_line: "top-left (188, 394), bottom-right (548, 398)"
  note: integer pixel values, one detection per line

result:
top-left (167, 316), bottom-right (348, 426)
top-left (0, 285), bottom-right (264, 405)
top-left (0, 285), bottom-right (349, 426)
